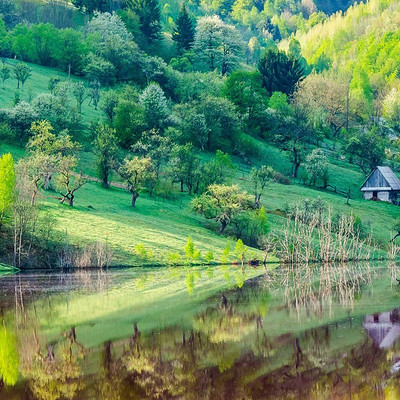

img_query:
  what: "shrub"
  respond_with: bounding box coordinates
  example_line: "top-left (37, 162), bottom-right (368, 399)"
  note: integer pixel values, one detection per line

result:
top-left (74, 241), bottom-right (113, 268)
top-left (205, 251), bottom-right (214, 264)
top-left (273, 171), bottom-right (291, 185)
top-left (166, 251), bottom-right (182, 265)
top-left (134, 243), bottom-right (154, 261)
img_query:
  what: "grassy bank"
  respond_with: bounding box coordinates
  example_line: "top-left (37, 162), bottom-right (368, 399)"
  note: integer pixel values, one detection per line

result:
top-left (1, 140), bottom-right (399, 265)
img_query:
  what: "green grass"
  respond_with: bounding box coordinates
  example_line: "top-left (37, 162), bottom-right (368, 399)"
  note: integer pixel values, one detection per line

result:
top-left (2, 137), bottom-right (399, 264)
top-left (1, 62), bottom-right (400, 264)
top-left (0, 58), bottom-right (103, 133)
top-left (39, 182), bottom-right (249, 264)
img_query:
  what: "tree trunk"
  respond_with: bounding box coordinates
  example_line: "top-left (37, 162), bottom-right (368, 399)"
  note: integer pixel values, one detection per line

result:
top-left (44, 173), bottom-right (51, 190)
top-left (292, 145), bottom-right (300, 178)
top-left (102, 175), bottom-right (109, 189)
top-left (292, 161), bottom-right (300, 179)
top-left (68, 193), bottom-right (74, 207)
top-left (219, 221), bottom-right (227, 234)
top-left (131, 191), bottom-right (139, 207)
top-left (180, 180), bottom-right (184, 192)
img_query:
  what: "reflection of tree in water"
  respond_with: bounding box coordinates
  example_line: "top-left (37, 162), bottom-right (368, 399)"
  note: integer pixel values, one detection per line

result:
top-left (0, 325), bottom-right (19, 391)
top-left (94, 341), bottom-right (123, 400)
top-left (22, 327), bottom-right (85, 400)
top-left (6, 265), bottom-right (400, 400)
top-left (264, 262), bottom-right (373, 318)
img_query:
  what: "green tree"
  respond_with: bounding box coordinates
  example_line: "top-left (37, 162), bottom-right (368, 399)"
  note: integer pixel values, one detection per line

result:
top-left (116, 156), bottom-right (153, 206)
top-left (250, 165), bottom-right (274, 207)
top-left (72, 0), bottom-right (108, 13)
top-left (202, 150), bottom-right (235, 190)
top-left (84, 54), bottom-right (115, 86)
top-left (94, 124), bottom-right (119, 188)
top-left (193, 15), bottom-right (245, 75)
top-left (0, 153), bottom-right (15, 229)
top-left (113, 101), bottom-right (146, 147)
top-left (101, 90), bottom-right (119, 121)
top-left (72, 81), bottom-right (86, 113)
top-left (192, 184), bottom-right (253, 234)
top-left (295, 74), bottom-right (349, 137)
top-left (305, 148), bottom-right (329, 187)
top-left (13, 62), bottom-right (32, 90)
top-left (56, 155), bottom-right (87, 207)
top-left (29, 23), bottom-right (60, 66)
top-left (170, 143), bottom-right (201, 194)
top-left (224, 70), bottom-right (268, 134)
top-left (89, 80), bottom-right (101, 110)
top-left (258, 49), bottom-right (305, 96)
top-left (0, 62), bottom-right (10, 89)
top-left (32, 93), bottom-right (73, 133)
top-left (173, 3), bottom-right (195, 53)
top-left (344, 128), bottom-right (385, 174)
top-left (132, 129), bottom-right (173, 196)
top-left (58, 28), bottom-right (87, 74)
top-left (178, 96), bottom-right (240, 151)
top-left (271, 100), bottom-right (313, 178)
top-left (128, 0), bottom-right (161, 42)
top-left (23, 121), bottom-right (66, 203)
top-left (234, 238), bottom-right (247, 268)
top-left (139, 83), bottom-right (170, 130)
top-left (184, 236), bottom-right (200, 262)
top-left (7, 101), bottom-right (38, 145)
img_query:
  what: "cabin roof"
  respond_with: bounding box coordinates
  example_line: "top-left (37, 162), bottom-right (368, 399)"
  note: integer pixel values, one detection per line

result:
top-left (361, 166), bottom-right (400, 191)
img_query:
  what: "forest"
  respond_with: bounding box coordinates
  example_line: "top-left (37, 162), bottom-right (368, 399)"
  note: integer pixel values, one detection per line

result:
top-left (0, 0), bottom-right (400, 268)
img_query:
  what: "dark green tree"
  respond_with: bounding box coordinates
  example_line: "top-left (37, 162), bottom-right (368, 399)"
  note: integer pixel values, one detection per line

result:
top-left (173, 3), bottom-right (195, 53)
top-left (258, 49), bottom-right (305, 96)
top-left (262, 18), bottom-right (281, 41)
top-left (128, 0), bottom-right (161, 42)
top-left (72, 0), bottom-right (108, 13)
top-left (94, 124), bottom-right (119, 188)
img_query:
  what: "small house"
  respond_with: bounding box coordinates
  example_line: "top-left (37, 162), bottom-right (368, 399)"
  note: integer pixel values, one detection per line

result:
top-left (360, 166), bottom-right (400, 203)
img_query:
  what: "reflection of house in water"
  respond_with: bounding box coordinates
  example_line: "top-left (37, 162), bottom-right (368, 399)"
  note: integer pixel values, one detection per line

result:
top-left (363, 309), bottom-right (400, 349)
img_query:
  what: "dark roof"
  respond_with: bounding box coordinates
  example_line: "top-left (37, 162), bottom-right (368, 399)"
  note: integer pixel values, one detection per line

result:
top-left (361, 166), bottom-right (400, 191)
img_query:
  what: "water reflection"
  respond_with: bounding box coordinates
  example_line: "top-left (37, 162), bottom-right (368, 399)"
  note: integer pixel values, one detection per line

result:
top-left (1, 263), bottom-right (400, 399)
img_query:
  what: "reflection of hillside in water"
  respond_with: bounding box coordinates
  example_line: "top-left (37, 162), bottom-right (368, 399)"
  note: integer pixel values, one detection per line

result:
top-left (3, 263), bottom-right (400, 399)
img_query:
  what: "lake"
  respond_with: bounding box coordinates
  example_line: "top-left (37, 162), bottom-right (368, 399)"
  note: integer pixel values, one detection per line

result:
top-left (0, 262), bottom-right (400, 399)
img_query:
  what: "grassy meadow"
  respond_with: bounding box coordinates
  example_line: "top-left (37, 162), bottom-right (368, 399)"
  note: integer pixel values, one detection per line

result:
top-left (1, 61), bottom-right (400, 265)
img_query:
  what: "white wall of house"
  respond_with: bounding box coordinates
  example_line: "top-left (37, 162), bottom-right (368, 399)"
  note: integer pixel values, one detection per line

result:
top-left (363, 191), bottom-right (391, 201)
top-left (364, 192), bottom-right (373, 200)
top-left (378, 191), bottom-right (390, 202)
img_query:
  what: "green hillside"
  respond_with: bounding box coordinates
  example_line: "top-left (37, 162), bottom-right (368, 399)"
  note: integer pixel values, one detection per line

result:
top-left (1, 0), bottom-right (400, 268)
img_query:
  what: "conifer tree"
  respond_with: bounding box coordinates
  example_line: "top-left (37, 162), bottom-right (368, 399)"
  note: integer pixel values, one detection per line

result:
top-left (128, 0), bottom-right (161, 42)
top-left (173, 3), bottom-right (195, 53)
top-left (258, 49), bottom-right (305, 96)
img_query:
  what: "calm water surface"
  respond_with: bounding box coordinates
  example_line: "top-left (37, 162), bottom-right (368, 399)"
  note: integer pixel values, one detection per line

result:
top-left (0, 262), bottom-right (400, 399)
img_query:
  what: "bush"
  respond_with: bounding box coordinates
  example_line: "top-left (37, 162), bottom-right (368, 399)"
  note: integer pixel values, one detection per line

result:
top-left (273, 171), bottom-right (291, 185)
top-left (235, 133), bottom-right (260, 160)
top-left (231, 206), bottom-right (269, 247)
top-left (74, 241), bottom-right (113, 268)
top-left (166, 251), bottom-right (182, 265)
top-left (134, 243), bottom-right (154, 261)
top-left (154, 179), bottom-right (177, 199)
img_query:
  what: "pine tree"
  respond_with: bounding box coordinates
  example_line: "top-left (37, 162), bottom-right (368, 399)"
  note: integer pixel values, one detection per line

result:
top-left (258, 49), bottom-right (305, 96)
top-left (128, 0), bottom-right (161, 42)
top-left (173, 3), bottom-right (195, 53)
